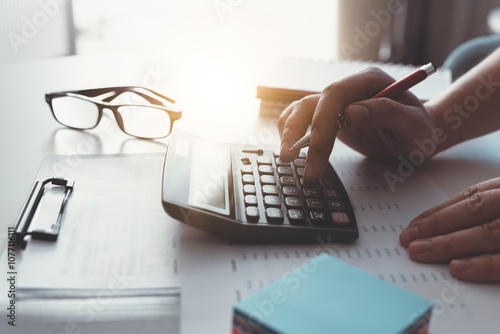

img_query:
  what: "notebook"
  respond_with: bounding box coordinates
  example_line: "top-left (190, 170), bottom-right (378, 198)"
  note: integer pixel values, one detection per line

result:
top-left (257, 57), bottom-right (451, 117)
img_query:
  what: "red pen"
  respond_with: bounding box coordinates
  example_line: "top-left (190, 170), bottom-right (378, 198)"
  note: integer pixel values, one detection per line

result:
top-left (289, 62), bottom-right (436, 151)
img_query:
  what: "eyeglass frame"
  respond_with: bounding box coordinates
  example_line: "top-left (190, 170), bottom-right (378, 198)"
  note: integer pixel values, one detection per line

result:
top-left (45, 86), bottom-right (182, 139)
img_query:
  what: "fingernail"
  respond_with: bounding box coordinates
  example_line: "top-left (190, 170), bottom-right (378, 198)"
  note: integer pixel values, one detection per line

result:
top-left (409, 240), bottom-right (431, 255)
top-left (400, 226), bottom-right (419, 245)
top-left (451, 259), bottom-right (471, 272)
top-left (346, 104), bottom-right (370, 124)
top-left (303, 161), bottom-right (315, 181)
top-left (310, 128), bottom-right (320, 147)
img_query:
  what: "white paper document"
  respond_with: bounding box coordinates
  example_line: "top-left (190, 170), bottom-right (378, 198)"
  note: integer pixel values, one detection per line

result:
top-left (16, 154), bottom-right (180, 296)
top-left (180, 149), bottom-right (500, 334)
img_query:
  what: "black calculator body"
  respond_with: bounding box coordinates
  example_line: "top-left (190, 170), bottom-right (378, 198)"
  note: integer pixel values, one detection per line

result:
top-left (162, 130), bottom-right (358, 243)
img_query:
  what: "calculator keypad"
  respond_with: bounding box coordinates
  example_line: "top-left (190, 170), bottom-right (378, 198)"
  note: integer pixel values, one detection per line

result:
top-left (237, 150), bottom-right (352, 227)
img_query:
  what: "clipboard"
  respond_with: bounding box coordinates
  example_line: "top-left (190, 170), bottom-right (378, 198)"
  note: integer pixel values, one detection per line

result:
top-left (15, 177), bottom-right (74, 249)
top-left (14, 153), bottom-right (180, 293)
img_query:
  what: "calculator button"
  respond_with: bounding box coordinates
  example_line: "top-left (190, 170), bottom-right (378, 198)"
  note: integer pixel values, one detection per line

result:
top-left (241, 157), bottom-right (251, 165)
top-left (288, 209), bottom-right (306, 225)
top-left (275, 158), bottom-right (290, 166)
top-left (319, 179), bottom-right (336, 189)
top-left (266, 208), bottom-right (284, 224)
top-left (331, 211), bottom-right (350, 225)
top-left (244, 195), bottom-right (258, 206)
top-left (282, 186), bottom-right (300, 196)
top-left (303, 188), bottom-right (320, 198)
top-left (310, 211), bottom-right (327, 225)
top-left (257, 156), bottom-right (273, 165)
top-left (294, 158), bottom-right (306, 168)
top-left (245, 206), bottom-right (260, 222)
top-left (241, 165), bottom-right (253, 174)
top-left (323, 189), bottom-right (340, 199)
top-left (243, 184), bottom-right (256, 195)
top-left (327, 200), bottom-right (345, 211)
top-left (262, 185), bottom-right (279, 196)
top-left (280, 176), bottom-right (296, 186)
top-left (277, 166), bottom-right (293, 176)
top-left (242, 148), bottom-right (264, 155)
top-left (285, 196), bottom-right (303, 208)
top-left (296, 167), bottom-right (305, 177)
top-left (306, 198), bottom-right (324, 209)
top-left (258, 165), bottom-right (274, 175)
top-left (260, 175), bottom-right (276, 185)
top-left (242, 174), bottom-right (254, 184)
top-left (298, 151), bottom-right (306, 158)
top-left (264, 195), bottom-right (281, 207)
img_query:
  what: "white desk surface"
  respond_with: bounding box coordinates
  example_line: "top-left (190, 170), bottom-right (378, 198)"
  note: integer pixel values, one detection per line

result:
top-left (1, 55), bottom-right (500, 333)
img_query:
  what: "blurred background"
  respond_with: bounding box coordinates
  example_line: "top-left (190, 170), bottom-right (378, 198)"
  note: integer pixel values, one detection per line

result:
top-left (2, 0), bottom-right (500, 67)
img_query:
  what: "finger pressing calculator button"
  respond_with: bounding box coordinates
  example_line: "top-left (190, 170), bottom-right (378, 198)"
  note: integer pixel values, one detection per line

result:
top-left (257, 156), bottom-right (273, 165)
top-left (241, 165), bottom-right (253, 174)
top-left (323, 189), bottom-right (340, 199)
top-left (280, 176), bottom-right (296, 186)
top-left (260, 175), bottom-right (276, 185)
top-left (327, 200), bottom-right (345, 211)
top-left (282, 186), bottom-right (300, 196)
top-left (288, 209), bottom-right (306, 225)
top-left (264, 195), bottom-right (281, 207)
top-left (265, 208), bottom-right (284, 224)
top-left (275, 158), bottom-right (290, 167)
top-left (306, 198), bottom-right (324, 209)
top-left (277, 166), bottom-right (293, 176)
top-left (242, 174), bottom-right (254, 184)
top-left (293, 158), bottom-right (306, 168)
top-left (244, 195), bottom-right (258, 206)
top-left (243, 184), bottom-right (256, 195)
top-left (319, 179), bottom-right (336, 189)
top-left (331, 211), bottom-right (350, 225)
top-left (262, 185), bottom-right (279, 195)
top-left (303, 188), bottom-right (320, 198)
top-left (300, 178), bottom-right (319, 188)
top-left (246, 206), bottom-right (260, 222)
top-left (285, 196), bottom-right (303, 208)
top-left (258, 165), bottom-right (274, 175)
top-left (310, 211), bottom-right (327, 225)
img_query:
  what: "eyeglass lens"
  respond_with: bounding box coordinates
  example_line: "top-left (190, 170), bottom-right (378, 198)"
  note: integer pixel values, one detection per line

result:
top-left (52, 96), bottom-right (99, 129)
top-left (117, 105), bottom-right (172, 138)
top-left (51, 96), bottom-right (173, 138)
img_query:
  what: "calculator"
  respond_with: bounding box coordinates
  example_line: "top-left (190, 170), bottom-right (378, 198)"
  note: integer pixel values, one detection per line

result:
top-left (162, 130), bottom-right (358, 242)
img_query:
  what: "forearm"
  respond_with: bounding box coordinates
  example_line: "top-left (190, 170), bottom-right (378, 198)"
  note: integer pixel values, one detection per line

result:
top-left (425, 47), bottom-right (500, 152)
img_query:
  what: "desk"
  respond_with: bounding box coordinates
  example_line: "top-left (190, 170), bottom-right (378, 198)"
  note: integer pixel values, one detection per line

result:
top-left (1, 55), bottom-right (500, 334)
top-left (0, 53), bottom-right (275, 334)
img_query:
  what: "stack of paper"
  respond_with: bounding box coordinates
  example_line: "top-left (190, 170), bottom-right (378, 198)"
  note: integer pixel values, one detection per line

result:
top-left (233, 254), bottom-right (433, 334)
top-left (4, 154), bottom-right (181, 321)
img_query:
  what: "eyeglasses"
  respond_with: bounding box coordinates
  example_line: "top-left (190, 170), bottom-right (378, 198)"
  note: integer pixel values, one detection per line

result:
top-left (45, 86), bottom-right (182, 139)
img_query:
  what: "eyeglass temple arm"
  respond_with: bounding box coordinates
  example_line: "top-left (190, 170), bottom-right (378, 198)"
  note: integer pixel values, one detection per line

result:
top-left (101, 88), bottom-right (173, 106)
top-left (47, 86), bottom-right (176, 106)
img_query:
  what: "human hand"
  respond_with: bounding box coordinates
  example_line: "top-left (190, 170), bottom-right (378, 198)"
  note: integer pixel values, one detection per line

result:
top-left (400, 178), bottom-right (500, 282)
top-left (278, 67), bottom-right (436, 182)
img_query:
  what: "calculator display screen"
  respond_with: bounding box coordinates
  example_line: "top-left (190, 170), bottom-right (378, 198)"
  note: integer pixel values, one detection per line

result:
top-left (188, 139), bottom-right (231, 216)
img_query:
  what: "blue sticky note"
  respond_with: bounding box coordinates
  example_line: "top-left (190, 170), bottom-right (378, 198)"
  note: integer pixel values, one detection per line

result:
top-left (233, 254), bottom-right (432, 334)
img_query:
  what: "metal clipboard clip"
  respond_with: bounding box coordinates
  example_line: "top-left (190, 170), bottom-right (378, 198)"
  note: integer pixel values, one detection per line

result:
top-left (15, 177), bottom-right (75, 249)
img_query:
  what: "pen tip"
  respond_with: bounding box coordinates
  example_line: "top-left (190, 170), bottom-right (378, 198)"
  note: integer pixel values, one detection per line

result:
top-left (288, 145), bottom-right (296, 152)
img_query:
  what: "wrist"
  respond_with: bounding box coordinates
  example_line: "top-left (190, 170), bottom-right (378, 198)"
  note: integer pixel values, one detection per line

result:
top-left (423, 101), bottom-right (463, 155)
